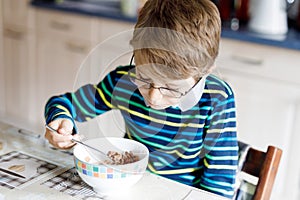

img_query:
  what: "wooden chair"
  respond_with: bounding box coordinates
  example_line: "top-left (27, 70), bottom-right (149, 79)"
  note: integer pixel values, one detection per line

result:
top-left (238, 144), bottom-right (283, 200)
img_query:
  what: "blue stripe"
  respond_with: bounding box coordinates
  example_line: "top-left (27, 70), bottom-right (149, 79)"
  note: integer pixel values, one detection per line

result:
top-left (125, 115), bottom-right (203, 137)
top-left (79, 88), bottom-right (101, 114)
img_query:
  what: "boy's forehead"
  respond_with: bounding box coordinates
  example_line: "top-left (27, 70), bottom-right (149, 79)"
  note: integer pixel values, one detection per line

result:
top-left (135, 65), bottom-right (193, 85)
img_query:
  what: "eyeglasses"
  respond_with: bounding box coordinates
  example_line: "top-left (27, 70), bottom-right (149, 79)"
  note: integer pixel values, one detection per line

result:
top-left (128, 55), bottom-right (201, 98)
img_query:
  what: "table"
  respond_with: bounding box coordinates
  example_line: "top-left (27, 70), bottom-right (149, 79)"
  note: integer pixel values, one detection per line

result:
top-left (0, 121), bottom-right (227, 200)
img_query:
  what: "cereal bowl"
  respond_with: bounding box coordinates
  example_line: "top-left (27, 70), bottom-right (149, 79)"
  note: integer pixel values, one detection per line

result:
top-left (73, 137), bottom-right (149, 194)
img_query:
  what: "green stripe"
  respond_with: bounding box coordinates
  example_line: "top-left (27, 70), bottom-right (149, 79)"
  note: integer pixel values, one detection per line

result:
top-left (208, 108), bottom-right (236, 120)
top-left (203, 177), bottom-right (234, 188)
top-left (204, 146), bottom-right (238, 151)
top-left (115, 95), bottom-right (207, 120)
top-left (128, 121), bottom-right (202, 144)
top-left (210, 117), bottom-right (236, 126)
top-left (156, 157), bottom-right (175, 167)
top-left (71, 93), bottom-right (96, 118)
top-left (200, 183), bottom-right (234, 196)
top-left (193, 178), bottom-right (201, 185)
top-left (100, 81), bottom-right (113, 99)
top-left (129, 128), bottom-right (202, 152)
top-left (206, 154), bottom-right (238, 161)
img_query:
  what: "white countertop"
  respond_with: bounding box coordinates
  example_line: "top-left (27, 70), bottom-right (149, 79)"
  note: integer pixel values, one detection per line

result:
top-left (0, 121), bottom-right (227, 200)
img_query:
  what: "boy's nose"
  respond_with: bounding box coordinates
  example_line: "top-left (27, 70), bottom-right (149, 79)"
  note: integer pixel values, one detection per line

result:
top-left (148, 87), bottom-right (163, 102)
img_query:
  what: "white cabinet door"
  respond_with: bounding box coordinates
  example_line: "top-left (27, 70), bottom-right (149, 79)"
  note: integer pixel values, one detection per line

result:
top-left (37, 35), bottom-right (91, 94)
top-left (1, 0), bottom-right (37, 131)
top-left (91, 18), bottom-right (134, 71)
top-left (2, 27), bottom-right (37, 131)
top-left (2, 0), bottom-right (34, 28)
top-left (216, 38), bottom-right (300, 200)
top-left (218, 39), bottom-right (300, 86)
top-left (34, 9), bottom-right (94, 133)
top-left (217, 72), bottom-right (296, 148)
top-left (36, 34), bottom-right (92, 130)
top-left (93, 18), bottom-right (134, 45)
top-left (215, 68), bottom-right (300, 200)
top-left (283, 103), bottom-right (300, 200)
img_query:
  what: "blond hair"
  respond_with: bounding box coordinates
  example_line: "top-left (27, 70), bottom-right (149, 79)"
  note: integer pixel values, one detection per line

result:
top-left (130, 0), bottom-right (221, 80)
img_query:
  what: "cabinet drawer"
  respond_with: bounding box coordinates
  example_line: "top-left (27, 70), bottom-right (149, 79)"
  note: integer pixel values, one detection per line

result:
top-left (93, 18), bottom-right (134, 47)
top-left (217, 38), bottom-right (300, 86)
top-left (3, 0), bottom-right (36, 30)
top-left (3, 0), bottom-right (30, 28)
top-left (36, 9), bottom-right (93, 40)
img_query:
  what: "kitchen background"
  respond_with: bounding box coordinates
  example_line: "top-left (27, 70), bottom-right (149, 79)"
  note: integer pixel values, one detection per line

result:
top-left (0, 0), bottom-right (300, 199)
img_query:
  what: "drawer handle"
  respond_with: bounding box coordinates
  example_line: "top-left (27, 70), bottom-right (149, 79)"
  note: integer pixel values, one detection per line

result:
top-left (4, 28), bottom-right (24, 40)
top-left (66, 42), bottom-right (88, 54)
top-left (231, 54), bottom-right (263, 66)
top-left (50, 20), bottom-right (71, 31)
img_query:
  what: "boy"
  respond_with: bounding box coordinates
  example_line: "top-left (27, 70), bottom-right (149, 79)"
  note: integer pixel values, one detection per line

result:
top-left (44, 0), bottom-right (238, 198)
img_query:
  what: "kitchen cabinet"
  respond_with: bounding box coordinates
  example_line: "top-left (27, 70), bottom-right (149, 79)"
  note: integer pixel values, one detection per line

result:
top-left (1, 0), bottom-right (37, 132)
top-left (284, 103), bottom-right (300, 200)
top-left (2, 0), bottom-right (35, 29)
top-left (81, 18), bottom-right (134, 137)
top-left (88, 18), bottom-right (134, 83)
top-left (93, 18), bottom-right (135, 46)
top-left (34, 11), bottom-right (135, 137)
top-left (36, 9), bottom-right (94, 133)
top-left (36, 8), bottom-right (94, 92)
top-left (215, 38), bottom-right (300, 200)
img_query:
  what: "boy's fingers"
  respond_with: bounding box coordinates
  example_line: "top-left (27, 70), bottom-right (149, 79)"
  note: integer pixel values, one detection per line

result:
top-left (53, 136), bottom-right (75, 149)
top-left (45, 130), bottom-right (74, 149)
top-left (58, 119), bottom-right (73, 135)
top-left (45, 119), bottom-right (75, 149)
top-left (57, 142), bottom-right (76, 149)
top-left (48, 120), bottom-right (60, 130)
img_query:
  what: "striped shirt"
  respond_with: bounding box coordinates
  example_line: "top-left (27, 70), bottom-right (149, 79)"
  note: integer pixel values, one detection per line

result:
top-left (45, 65), bottom-right (238, 198)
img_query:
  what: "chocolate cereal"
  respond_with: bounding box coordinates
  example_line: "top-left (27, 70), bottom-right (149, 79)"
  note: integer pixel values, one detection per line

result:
top-left (105, 151), bottom-right (139, 165)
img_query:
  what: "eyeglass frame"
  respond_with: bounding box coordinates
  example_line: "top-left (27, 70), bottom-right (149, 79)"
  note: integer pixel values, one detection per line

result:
top-left (128, 54), bottom-right (201, 98)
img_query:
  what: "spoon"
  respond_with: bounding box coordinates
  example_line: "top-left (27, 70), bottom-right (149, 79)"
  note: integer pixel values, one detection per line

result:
top-left (45, 124), bottom-right (114, 162)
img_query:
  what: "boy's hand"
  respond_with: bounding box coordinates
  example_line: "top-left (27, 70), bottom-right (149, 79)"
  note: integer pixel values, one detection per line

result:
top-left (45, 119), bottom-right (78, 149)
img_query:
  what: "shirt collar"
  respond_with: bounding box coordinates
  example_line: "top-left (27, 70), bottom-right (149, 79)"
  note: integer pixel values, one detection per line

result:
top-left (177, 75), bottom-right (207, 112)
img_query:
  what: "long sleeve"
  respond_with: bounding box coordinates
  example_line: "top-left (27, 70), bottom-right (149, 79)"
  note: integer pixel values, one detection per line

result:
top-left (199, 81), bottom-right (238, 199)
top-left (44, 68), bottom-right (120, 130)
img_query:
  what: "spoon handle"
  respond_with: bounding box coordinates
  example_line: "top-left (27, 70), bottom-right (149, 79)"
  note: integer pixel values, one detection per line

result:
top-left (45, 124), bottom-right (112, 161)
top-left (45, 124), bottom-right (58, 133)
top-left (71, 138), bottom-right (108, 157)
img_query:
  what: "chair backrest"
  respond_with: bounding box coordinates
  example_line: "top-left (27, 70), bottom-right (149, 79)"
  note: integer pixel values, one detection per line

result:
top-left (241, 145), bottom-right (282, 200)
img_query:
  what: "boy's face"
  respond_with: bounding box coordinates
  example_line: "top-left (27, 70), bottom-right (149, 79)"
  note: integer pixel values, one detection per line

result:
top-left (135, 67), bottom-right (196, 110)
